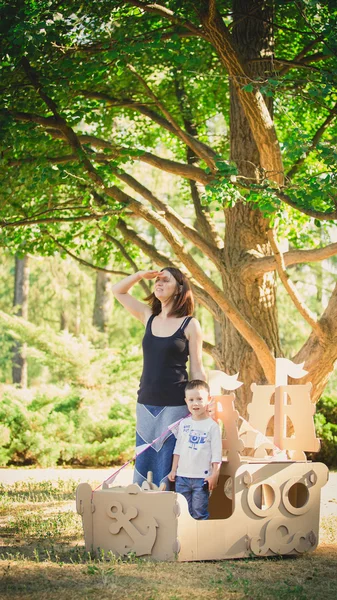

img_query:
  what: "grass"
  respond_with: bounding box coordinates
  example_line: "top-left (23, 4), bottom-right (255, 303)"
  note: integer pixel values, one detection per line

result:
top-left (0, 478), bottom-right (336, 600)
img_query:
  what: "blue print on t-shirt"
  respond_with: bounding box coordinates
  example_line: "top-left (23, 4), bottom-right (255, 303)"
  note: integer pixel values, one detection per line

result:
top-left (188, 429), bottom-right (207, 450)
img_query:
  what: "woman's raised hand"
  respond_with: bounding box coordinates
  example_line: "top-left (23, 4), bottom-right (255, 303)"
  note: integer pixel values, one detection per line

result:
top-left (139, 270), bottom-right (162, 280)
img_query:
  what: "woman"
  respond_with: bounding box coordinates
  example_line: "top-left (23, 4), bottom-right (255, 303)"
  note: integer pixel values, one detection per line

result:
top-left (112, 267), bottom-right (206, 488)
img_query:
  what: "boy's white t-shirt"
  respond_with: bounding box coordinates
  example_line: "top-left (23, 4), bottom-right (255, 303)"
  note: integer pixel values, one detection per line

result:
top-left (173, 416), bottom-right (222, 478)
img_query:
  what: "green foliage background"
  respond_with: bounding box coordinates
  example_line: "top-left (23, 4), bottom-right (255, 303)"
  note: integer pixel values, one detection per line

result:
top-left (0, 387), bottom-right (136, 467)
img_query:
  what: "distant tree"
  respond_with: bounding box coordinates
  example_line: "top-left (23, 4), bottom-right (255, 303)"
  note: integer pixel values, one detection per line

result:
top-left (12, 255), bottom-right (29, 386)
top-left (93, 271), bottom-right (112, 333)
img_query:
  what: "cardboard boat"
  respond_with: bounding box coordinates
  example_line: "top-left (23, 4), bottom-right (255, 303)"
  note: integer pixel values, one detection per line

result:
top-left (76, 369), bottom-right (328, 561)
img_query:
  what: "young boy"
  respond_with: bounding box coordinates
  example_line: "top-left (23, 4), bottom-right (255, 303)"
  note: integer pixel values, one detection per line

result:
top-left (168, 380), bottom-right (222, 520)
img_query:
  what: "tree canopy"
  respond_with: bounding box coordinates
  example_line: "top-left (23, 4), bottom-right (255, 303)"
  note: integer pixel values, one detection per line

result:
top-left (1, 0), bottom-right (337, 410)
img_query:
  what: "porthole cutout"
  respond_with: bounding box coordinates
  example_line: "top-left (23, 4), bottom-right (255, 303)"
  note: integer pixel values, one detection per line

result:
top-left (282, 478), bottom-right (310, 515)
top-left (224, 477), bottom-right (232, 500)
top-left (247, 480), bottom-right (280, 517)
top-left (253, 484), bottom-right (275, 511)
top-left (288, 482), bottom-right (309, 509)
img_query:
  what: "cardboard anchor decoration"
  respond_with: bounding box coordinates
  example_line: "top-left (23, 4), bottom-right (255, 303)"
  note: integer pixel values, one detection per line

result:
top-left (76, 359), bottom-right (328, 561)
top-left (107, 501), bottom-right (158, 555)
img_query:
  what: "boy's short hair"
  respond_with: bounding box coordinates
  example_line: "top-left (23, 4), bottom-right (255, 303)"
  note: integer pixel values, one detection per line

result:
top-left (185, 379), bottom-right (210, 394)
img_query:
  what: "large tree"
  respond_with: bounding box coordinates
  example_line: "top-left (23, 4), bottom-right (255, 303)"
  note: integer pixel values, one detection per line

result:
top-left (1, 0), bottom-right (337, 412)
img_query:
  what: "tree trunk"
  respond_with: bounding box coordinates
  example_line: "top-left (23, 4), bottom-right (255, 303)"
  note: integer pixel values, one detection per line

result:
top-left (214, 317), bottom-right (222, 348)
top-left (293, 282), bottom-right (337, 402)
top-left (75, 286), bottom-right (81, 336)
top-left (216, 0), bottom-right (282, 415)
top-left (197, 0), bottom-right (283, 184)
top-left (60, 309), bottom-right (68, 332)
top-left (12, 255), bottom-right (29, 387)
top-left (93, 271), bottom-right (112, 332)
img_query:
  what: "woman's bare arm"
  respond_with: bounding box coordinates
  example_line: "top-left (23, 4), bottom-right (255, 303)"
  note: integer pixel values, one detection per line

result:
top-left (111, 270), bottom-right (160, 324)
top-left (185, 318), bottom-right (207, 381)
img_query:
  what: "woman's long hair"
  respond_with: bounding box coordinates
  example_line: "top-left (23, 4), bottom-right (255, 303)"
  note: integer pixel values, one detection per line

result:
top-left (146, 267), bottom-right (194, 317)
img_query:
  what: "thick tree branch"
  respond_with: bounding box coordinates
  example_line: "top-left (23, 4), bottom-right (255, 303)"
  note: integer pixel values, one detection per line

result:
top-left (112, 168), bottom-right (221, 267)
top-left (202, 340), bottom-right (223, 366)
top-left (78, 91), bottom-right (217, 159)
top-left (286, 102), bottom-right (337, 180)
top-left (99, 228), bottom-right (151, 295)
top-left (292, 281), bottom-right (337, 402)
top-left (202, 340), bottom-right (215, 356)
top-left (20, 59), bottom-right (108, 191)
top-left (8, 150), bottom-right (211, 185)
top-left (173, 73), bottom-right (223, 248)
top-left (126, 64), bottom-right (216, 170)
top-left (0, 214), bottom-right (106, 227)
top-left (299, 51), bottom-right (334, 64)
top-left (278, 38), bottom-right (326, 76)
top-left (6, 154), bottom-right (79, 167)
top-left (7, 122), bottom-right (212, 185)
top-left (132, 151), bottom-right (211, 184)
top-left (191, 284), bottom-right (222, 322)
top-left (70, 132), bottom-right (212, 181)
top-left (243, 242), bottom-right (337, 278)
top-left (196, 2), bottom-right (284, 185)
top-left (124, 0), bottom-right (204, 37)
top-left (275, 190), bottom-right (337, 220)
top-left (189, 177), bottom-right (224, 248)
top-left (117, 217), bottom-right (174, 267)
top-left (47, 233), bottom-right (128, 276)
top-left (255, 57), bottom-right (322, 73)
top-left (7, 110), bottom-right (59, 128)
top-left (249, 54), bottom-right (333, 74)
top-left (267, 230), bottom-right (323, 339)
top-left (54, 25), bottom-right (203, 55)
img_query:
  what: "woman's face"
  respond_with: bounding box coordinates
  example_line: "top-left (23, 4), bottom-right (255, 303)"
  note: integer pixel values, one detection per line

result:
top-left (154, 270), bottom-right (179, 302)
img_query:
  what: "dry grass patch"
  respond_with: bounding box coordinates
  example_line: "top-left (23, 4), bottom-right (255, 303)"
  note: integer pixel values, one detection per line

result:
top-left (0, 478), bottom-right (336, 600)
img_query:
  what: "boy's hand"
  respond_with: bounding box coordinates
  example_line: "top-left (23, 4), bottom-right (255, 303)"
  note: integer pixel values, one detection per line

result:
top-left (168, 470), bottom-right (176, 482)
top-left (204, 474), bottom-right (219, 491)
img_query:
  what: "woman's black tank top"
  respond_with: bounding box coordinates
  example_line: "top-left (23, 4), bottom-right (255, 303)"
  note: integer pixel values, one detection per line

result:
top-left (137, 314), bottom-right (192, 407)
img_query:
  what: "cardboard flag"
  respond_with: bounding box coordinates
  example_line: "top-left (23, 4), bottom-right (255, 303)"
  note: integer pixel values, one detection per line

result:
top-left (208, 370), bottom-right (243, 394)
top-left (275, 358), bottom-right (308, 386)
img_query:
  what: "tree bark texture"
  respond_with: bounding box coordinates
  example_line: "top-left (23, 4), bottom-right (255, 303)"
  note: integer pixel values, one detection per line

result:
top-left (197, 0), bottom-right (284, 184)
top-left (93, 271), bottom-right (112, 332)
top-left (293, 282), bottom-right (337, 401)
top-left (12, 255), bottom-right (29, 387)
top-left (215, 0), bottom-right (282, 415)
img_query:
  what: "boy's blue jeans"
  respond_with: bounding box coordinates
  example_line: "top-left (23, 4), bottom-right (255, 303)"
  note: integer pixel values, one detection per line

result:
top-left (175, 476), bottom-right (209, 520)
